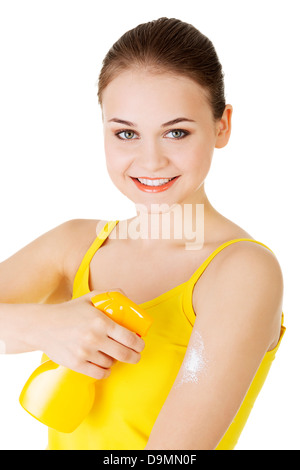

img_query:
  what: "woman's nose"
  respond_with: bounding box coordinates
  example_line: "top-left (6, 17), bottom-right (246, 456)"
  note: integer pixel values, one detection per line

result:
top-left (137, 140), bottom-right (169, 173)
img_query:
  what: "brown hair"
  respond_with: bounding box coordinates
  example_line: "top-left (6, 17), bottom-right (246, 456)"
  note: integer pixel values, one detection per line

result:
top-left (97, 17), bottom-right (226, 121)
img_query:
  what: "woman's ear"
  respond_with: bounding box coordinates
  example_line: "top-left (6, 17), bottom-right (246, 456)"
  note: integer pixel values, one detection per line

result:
top-left (215, 104), bottom-right (233, 149)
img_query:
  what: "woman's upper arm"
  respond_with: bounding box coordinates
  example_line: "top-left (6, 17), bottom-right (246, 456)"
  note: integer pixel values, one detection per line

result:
top-left (0, 219), bottom-right (84, 304)
top-left (145, 243), bottom-right (284, 450)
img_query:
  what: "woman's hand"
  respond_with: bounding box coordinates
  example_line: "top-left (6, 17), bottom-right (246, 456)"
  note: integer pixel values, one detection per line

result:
top-left (33, 290), bottom-right (146, 379)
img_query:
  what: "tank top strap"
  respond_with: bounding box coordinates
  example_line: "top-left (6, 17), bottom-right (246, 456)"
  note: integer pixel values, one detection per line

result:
top-left (72, 220), bottom-right (119, 298)
top-left (182, 238), bottom-right (275, 326)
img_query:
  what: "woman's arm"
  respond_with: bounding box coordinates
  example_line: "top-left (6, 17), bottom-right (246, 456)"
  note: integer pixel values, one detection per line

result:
top-left (145, 242), bottom-right (284, 450)
top-left (0, 219), bottom-right (76, 353)
top-left (0, 219), bottom-right (145, 378)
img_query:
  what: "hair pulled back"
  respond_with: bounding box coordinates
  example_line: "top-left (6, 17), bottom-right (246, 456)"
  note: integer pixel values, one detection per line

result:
top-left (98, 17), bottom-right (226, 121)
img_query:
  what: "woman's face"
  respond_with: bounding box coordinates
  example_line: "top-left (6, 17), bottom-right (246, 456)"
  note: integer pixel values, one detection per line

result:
top-left (101, 68), bottom-right (230, 212)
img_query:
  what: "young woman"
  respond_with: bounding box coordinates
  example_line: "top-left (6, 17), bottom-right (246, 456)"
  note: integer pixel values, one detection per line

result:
top-left (0, 17), bottom-right (285, 450)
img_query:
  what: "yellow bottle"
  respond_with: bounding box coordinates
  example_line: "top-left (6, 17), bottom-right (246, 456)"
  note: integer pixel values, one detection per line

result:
top-left (19, 291), bottom-right (153, 433)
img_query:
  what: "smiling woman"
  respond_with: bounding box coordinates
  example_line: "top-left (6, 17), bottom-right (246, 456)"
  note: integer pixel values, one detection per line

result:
top-left (0, 16), bottom-right (285, 451)
top-left (101, 67), bottom-right (232, 215)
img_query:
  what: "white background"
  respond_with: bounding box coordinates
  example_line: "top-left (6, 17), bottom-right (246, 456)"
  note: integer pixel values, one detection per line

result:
top-left (0, 0), bottom-right (299, 450)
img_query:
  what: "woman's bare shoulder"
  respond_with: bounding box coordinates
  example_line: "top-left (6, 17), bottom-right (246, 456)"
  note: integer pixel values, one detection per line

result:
top-left (196, 213), bottom-right (283, 298)
top-left (0, 218), bottom-right (107, 305)
top-left (62, 218), bottom-right (108, 282)
top-left (194, 230), bottom-right (283, 349)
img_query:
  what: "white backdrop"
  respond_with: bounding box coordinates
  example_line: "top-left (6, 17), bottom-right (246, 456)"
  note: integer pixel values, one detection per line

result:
top-left (0, 0), bottom-right (299, 450)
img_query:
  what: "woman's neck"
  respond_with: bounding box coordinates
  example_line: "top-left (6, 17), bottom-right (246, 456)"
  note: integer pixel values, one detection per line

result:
top-left (129, 184), bottom-right (218, 250)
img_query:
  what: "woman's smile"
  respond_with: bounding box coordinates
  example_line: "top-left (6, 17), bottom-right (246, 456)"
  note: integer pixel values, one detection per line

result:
top-left (102, 70), bottom-right (221, 208)
top-left (130, 175), bottom-right (180, 192)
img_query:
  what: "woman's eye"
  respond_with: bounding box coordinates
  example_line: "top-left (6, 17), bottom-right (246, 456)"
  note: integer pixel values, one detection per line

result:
top-left (166, 129), bottom-right (189, 139)
top-left (115, 128), bottom-right (189, 140)
top-left (116, 130), bottom-right (137, 140)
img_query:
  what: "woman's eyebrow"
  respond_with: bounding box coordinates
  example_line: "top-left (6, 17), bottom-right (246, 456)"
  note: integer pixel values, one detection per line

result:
top-left (108, 117), bottom-right (196, 127)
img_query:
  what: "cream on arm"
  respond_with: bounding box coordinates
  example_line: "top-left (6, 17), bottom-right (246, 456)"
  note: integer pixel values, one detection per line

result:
top-left (145, 243), bottom-right (283, 450)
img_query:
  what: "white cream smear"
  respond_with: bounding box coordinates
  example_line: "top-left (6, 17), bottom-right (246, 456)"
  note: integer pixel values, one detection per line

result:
top-left (175, 331), bottom-right (208, 388)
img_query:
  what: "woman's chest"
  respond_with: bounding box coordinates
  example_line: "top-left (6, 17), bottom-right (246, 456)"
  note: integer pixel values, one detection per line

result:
top-left (88, 240), bottom-right (213, 305)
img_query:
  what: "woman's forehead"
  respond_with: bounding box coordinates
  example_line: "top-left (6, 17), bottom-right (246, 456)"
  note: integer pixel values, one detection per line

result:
top-left (101, 69), bottom-right (212, 120)
top-left (102, 68), bottom-right (207, 96)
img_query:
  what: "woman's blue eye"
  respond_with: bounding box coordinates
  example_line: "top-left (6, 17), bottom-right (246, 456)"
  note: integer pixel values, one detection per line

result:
top-left (116, 130), bottom-right (137, 140)
top-left (166, 129), bottom-right (188, 139)
top-left (115, 129), bottom-right (189, 140)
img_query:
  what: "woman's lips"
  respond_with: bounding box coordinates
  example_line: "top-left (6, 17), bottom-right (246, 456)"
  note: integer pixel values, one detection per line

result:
top-left (130, 176), bottom-right (180, 193)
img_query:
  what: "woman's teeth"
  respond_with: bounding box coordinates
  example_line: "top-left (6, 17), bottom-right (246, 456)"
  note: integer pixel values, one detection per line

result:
top-left (136, 177), bottom-right (174, 186)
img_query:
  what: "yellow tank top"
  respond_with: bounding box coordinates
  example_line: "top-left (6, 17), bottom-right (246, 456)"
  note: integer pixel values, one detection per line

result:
top-left (43, 220), bottom-right (286, 450)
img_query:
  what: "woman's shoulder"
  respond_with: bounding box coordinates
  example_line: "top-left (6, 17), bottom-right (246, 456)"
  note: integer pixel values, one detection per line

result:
top-left (194, 219), bottom-right (283, 350)
top-left (216, 215), bottom-right (279, 266)
top-left (61, 218), bottom-right (108, 285)
top-left (61, 218), bottom-right (107, 249)
top-left (203, 213), bottom-right (283, 294)
top-left (208, 211), bottom-right (277, 258)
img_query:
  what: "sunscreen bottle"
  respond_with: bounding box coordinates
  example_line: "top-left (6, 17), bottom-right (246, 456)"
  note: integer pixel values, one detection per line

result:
top-left (19, 291), bottom-right (153, 433)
